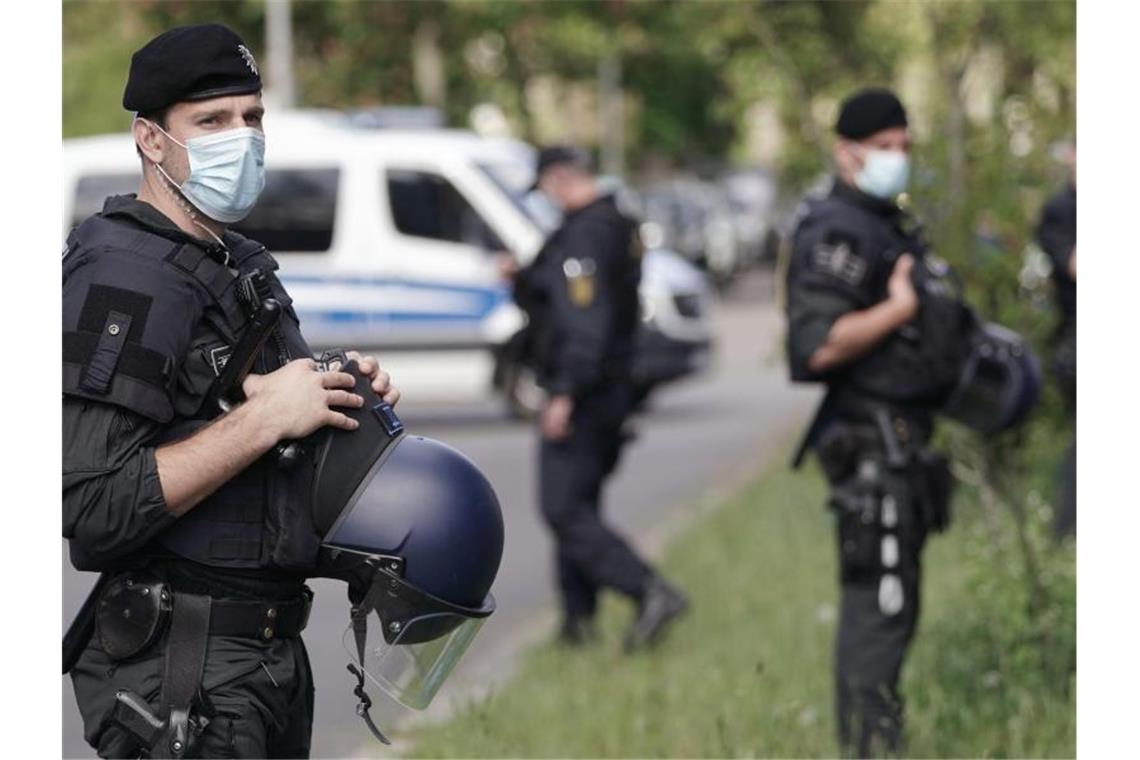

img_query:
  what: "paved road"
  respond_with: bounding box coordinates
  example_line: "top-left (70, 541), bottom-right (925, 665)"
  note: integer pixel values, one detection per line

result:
top-left (61, 270), bottom-right (819, 758)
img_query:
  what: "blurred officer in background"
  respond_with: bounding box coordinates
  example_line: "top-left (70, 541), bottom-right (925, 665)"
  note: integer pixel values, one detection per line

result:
top-left (508, 146), bottom-right (688, 651)
top-left (785, 89), bottom-right (961, 757)
top-left (62, 24), bottom-right (399, 758)
top-left (1036, 142), bottom-right (1076, 538)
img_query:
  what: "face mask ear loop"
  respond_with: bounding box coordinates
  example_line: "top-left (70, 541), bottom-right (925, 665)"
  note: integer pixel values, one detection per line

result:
top-left (137, 118), bottom-right (232, 265)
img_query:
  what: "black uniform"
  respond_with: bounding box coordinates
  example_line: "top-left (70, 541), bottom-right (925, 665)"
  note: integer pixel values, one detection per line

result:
top-left (514, 195), bottom-right (654, 626)
top-left (64, 196), bottom-right (318, 758)
top-left (1036, 183), bottom-right (1076, 536)
top-left (786, 180), bottom-right (960, 757)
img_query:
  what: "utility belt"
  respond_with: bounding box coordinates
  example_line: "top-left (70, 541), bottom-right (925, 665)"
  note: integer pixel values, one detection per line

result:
top-left (91, 571), bottom-right (312, 758)
top-left (815, 412), bottom-right (953, 536)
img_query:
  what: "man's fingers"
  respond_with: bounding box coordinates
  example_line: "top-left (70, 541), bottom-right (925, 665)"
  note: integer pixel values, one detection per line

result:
top-left (320, 371), bottom-right (357, 389)
top-left (327, 389), bottom-right (364, 408)
top-left (326, 410), bottom-right (360, 431)
top-left (382, 388), bottom-right (401, 406)
top-left (371, 370), bottom-right (391, 394)
top-left (346, 350), bottom-right (378, 375)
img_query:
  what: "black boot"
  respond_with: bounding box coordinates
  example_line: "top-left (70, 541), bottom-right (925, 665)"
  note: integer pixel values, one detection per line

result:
top-left (624, 577), bottom-right (689, 652)
top-left (558, 616), bottom-right (598, 647)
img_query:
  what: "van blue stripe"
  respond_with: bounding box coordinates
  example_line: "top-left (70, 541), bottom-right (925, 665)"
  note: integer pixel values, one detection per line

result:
top-left (278, 275), bottom-right (512, 323)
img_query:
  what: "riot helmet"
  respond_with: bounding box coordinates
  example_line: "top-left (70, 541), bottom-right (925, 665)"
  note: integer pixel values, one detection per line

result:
top-left (310, 354), bottom-right (504, 743)
top-left (941, 321), bottom-right (1041, 435)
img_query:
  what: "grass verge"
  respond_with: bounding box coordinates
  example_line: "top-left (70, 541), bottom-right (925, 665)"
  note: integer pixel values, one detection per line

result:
top-left (409, 451), bottom-right (1075, 758)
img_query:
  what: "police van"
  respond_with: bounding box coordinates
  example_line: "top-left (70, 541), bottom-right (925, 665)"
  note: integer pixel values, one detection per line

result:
top-left (62, 110), bottom-right (713, 410)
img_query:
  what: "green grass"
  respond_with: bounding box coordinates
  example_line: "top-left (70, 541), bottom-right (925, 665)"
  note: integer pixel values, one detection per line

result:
top-left (409, 455), bottom-right (1075, 758)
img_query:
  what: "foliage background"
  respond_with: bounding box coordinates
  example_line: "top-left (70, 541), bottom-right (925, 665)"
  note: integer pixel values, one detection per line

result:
top-left (64, 0), bottom-right (1076, 318)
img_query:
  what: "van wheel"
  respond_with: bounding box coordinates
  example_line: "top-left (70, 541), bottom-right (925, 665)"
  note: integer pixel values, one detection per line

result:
top-left (502, 362), bottom-right (545, 420)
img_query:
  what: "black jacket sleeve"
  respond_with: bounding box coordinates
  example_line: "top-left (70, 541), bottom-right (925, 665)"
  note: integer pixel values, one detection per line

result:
top-left (1036, 191), bottom-right (1076, 273)
top-left (784, 217), bottom-right (875, 382)
top-left (62, 396), bottom-right (175, 571)
top-left (545, 220), bottom-right (623, 396)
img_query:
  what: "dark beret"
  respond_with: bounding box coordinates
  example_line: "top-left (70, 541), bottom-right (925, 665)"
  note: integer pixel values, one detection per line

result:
top-left (529, 145), bottom-right (592, 190)
top-left (123, 24), bottom-right (262, 113)
top-left (835, 88), bottom-right (908, 140)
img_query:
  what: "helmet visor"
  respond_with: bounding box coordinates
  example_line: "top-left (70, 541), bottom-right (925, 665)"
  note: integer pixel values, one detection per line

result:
top-left (342, 609), bottom-right (487, 710)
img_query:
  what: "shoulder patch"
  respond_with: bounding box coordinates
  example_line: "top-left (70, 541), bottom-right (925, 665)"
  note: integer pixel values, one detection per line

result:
top-left (810, 232), bottom-right (867, 288)
top-left (563, 257), bottom-right (597, 308)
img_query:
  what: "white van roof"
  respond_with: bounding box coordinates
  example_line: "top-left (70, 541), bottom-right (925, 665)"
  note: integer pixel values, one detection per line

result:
top-left (64, 109), bottom-right (536, 167)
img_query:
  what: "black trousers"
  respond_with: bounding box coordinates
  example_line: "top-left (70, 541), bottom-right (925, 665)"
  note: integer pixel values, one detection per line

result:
top-left (830, 458), bottom-right (927, 758)
top-left (538, 384), bottom-right (653, 621)
top-left (71, 628), bottom-right (314, 758)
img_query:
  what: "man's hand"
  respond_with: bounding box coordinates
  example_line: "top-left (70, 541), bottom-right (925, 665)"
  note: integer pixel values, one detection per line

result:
top-left (241, 358), bottom-right (363, 442)
top-left (495, 252), bottom-right (520, 283)
top-left (541, 394), bottom-right (574, 441)
top-left (158, 359), bottom-right (363, 517)
top-left (345, 350), bottom-right (401, 406)
top-left (806, 253), bottom-right (920, 374)
top-left (886, 253), bottom-right (919, 323)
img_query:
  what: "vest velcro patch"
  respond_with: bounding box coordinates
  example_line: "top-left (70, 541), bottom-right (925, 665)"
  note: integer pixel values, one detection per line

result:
top-left (810, 232), bottom-right (867, 288)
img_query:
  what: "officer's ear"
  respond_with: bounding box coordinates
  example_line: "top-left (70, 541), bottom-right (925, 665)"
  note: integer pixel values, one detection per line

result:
top-left (834, 139), bottom-right (862, 182)
top-left (132, 117), bottom-right (167, 166)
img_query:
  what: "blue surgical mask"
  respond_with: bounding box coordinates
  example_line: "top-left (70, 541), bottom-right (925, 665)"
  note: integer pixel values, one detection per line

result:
top-left (145, 121), bottom-right (266, 223)
top-left (855, 148), bottom-right (910, 200)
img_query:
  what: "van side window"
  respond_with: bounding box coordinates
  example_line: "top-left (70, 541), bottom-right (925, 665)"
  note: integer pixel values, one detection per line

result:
top-left (72, 173), bottom-right (140, 227)
top-left (386, 169), bottom-right (504, 250)
top-left (235, 169), bottom-right (339, 253)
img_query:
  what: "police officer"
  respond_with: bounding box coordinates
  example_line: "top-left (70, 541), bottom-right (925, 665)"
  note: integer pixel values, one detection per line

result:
top-left (509, 146), bottom-right (688, 651)
top-left (63, 25), bottom-right (399, 758)
top-left (1035, 143), bottom-right (1076, 537)
top-left (785, 89), bottom-right (960, 757)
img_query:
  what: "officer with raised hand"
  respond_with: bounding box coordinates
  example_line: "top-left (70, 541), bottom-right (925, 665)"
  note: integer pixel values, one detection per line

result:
top-left (511, 146), bottom-right (688, 651)
top-left (63, 24), bottom-right (399, 758)
top-left (785, 88), bottom-right (961, 757)
top-left (1036, 141), bottom-right (1077, 537)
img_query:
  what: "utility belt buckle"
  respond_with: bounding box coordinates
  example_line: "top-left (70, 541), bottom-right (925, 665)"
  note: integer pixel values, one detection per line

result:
top-left (95, 573), bottom-right (172, 662)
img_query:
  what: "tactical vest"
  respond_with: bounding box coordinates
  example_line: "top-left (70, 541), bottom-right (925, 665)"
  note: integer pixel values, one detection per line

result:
top-left (62, 213), bottom-right (323, 572)
top-left (792, 195), bottom-right (972, 407)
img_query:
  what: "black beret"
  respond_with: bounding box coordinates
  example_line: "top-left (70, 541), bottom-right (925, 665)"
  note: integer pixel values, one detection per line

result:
top-left (123, 24), bottom-right (262, 113)
top-left (835, 88), bottom-right (908, 140)
top-left (529, 145), bottom-right (592, 190)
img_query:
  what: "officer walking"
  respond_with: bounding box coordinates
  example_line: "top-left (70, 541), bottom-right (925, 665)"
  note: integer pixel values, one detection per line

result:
top-left (784, 89), bottom-right (959, 757)
top-left (1035, 142), bottom-right (1076, 537)
top-left (63, 25), bottom-right (400, 758)
top-left (508, 147), bottom-right (688, 651)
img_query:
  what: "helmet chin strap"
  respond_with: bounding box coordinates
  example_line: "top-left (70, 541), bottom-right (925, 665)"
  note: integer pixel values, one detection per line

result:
top-left (346, 570), bottom-right (395, 745)
top-left (151, 160), bottom-right (232, 266)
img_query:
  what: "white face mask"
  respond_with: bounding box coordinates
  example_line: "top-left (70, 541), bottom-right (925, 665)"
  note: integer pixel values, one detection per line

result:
top-left (855, 148), bottom-right (910, 200)
top-left (143, 120), bottom-right (266, 223)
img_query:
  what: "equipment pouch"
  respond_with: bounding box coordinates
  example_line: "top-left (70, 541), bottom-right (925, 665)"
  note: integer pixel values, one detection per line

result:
top-left (913, 449), bottom-right (954, 534)
top-left (830, 463), bottom-right (882, 583)
top-left (816, 423), bottom-right (860, 484)
top-left (95, 574), bottom-right (172, 661)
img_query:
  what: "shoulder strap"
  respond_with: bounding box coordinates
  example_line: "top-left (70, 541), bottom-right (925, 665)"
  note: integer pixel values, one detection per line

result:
top-left (165, 243), bottom-right (245, 331)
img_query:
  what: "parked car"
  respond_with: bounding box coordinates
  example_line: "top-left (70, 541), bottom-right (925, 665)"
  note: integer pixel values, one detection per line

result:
top-left (63, 110), bottom-right (713, 413)
top-left (639, 177), bottom-right (743, 287)
top-left (719, 167), bottom-right (781, 266)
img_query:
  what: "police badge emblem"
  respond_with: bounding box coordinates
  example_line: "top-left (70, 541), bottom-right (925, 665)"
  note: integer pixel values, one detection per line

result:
top-left (563, 257), bottom-right (597, 307)
top-left (238, 44), bottom-right (259, 76)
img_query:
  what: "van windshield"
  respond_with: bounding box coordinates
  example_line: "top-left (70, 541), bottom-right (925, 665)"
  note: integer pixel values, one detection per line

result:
top-left (475, 161), bottom-right (560, 235)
